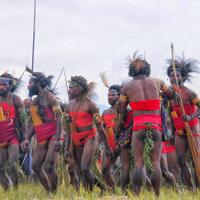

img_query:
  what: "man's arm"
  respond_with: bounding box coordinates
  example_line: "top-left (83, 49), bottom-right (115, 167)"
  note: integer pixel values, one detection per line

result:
top-left (183, 90), bottom-right (200, 121)
top-left (48, 93), bottom-right (62, 141)
top-left (48, 92), bottom-right (62, 152)
top-left (89, 101), bottom-right (112, 154)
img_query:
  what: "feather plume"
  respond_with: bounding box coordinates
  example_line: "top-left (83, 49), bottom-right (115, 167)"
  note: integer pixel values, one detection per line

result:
top-left (100, 72), bottom-right (109, 88)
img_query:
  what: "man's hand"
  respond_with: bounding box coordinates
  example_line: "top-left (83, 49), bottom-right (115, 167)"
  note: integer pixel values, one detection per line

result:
top-left (182, 114), bottom-right (192, 122)
top-left (54, 140), bottom-right (61, 152)
top-left (21, 139), bottom-right (29, 152)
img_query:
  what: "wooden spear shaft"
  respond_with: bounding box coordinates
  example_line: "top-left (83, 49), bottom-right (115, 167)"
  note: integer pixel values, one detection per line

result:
top-left (170, 43), bottom-right (200, 181)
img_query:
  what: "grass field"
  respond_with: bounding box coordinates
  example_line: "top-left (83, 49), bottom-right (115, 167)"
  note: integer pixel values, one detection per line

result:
top-left (0, 182), bottom-right (199, 200)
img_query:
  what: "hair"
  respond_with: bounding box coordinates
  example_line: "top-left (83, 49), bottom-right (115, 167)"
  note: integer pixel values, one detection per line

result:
top-left (70, 75), bottom-right (96, 99)
top-left (0, 73), bottom-right (21, 92)
top-left (32, 72), bottom-right (55, 93)
top-left (127, 51), bottom-right (151, 78)
top-left (166, 54), bottom-right (200, 82)
top-left (70, 76), bottom-right (89, 92)
top-left (109, 85), bottom-right (121, 94)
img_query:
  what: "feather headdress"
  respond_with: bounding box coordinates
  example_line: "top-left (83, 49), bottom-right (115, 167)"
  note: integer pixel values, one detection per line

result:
top-left (166, 53), bottom-right (200, 82)
top-left (100, 72), bottom-right (109, 88)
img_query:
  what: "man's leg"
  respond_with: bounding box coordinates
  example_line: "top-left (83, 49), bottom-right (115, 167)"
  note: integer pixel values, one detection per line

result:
top-left (167, 152), bottom-right (180, 183)
top-left (42, 140), bottom-right (59, 193)
top-left (175, 135), bottom-right (194, 190)
top-left (7, 144), bottom-right (19, 189)
top-left (151, 130), bottom-right (162, 196)
top-left (0, 147), bottom-right (10, 190)
top-left (32, 143), bottom-right (50, 192)
top-left (80, 136), bottom-right (97, 191)
top-left (101, 150), bottom-right (115, 189)
top-left (131, 130), bottom-right (145, 196)
top-left (161, 153), bottom-right (177, 189)
top-left (120, 147), bottom-right (130, 191)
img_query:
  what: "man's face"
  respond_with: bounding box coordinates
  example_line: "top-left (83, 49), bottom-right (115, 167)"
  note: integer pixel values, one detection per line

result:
top-left (108, 89), bottom-right (119, 106)
top-left (0, 82), bottom-right (9, 97)
top-left (68, 84), bottom-right (82, 99)
top-left (169, 70), bottom-right (183, 85)
top-left (28, 78), bottom-right (39, 97)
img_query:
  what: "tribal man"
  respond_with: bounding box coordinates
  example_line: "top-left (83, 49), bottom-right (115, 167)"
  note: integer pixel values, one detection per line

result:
top-left (64, 75), bottom-right (112, 191)
top-left (0, 73), bottom-right (24, 190)
top-left (167, 56), bottom-right (200, 189)
top-left (119, 52), bottom-right (175, 196)
top-left (22, 72), bottom-right (62, 193)
top-left (101, 84), bottom-right (121, 190)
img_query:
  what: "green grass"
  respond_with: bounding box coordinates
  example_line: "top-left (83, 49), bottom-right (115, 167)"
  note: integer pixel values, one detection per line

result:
top-left (0, 182), bottom-right (199, 200)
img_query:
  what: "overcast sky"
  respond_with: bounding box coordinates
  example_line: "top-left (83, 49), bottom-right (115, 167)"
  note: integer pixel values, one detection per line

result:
top-left (1, 0), bottom-right (200, 108)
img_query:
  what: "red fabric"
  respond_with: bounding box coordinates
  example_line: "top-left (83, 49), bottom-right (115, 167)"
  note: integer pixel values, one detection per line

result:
top-left (34, 108), bottom-right (57, 143)
top-left (70, 111), bottom-right (96, 146)
top-left (162, 141), bottom-right (176, 154)
top-left (0, 120), bottom-right (17, 144)
top-left (130, 99), bottom-right (160, 111)
top-left (71, 128), bottom-right (96, 146)
top-left (103, 113), bottom-right (117, 151)
top-left (70, 112), bottom-right (93, 127)
top-left (103, 113), bottom-right (116, 128)
top-left (124, 110), bottom-right (133, 128)
top-left (172, 103), bottom-right (199, 132)
top-left (133, 114), bottom-right (162, 131)
top-left (0, 101), bottom-right (16, 119)
top-left (106, 128), bottom-right (117, 151)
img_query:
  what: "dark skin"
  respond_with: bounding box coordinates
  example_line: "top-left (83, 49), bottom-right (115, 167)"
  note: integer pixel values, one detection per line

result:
top-left (160, 153), bottom-right (177, 189)
top-left (165, 110), bottom-right (180, 182)
top-left (22, 78), bottom-right (62, 193)
top-left (120, 74), bottom-right (174, 196)
top-left (169, 70), bottom-right (200, 189)
top-left (0, 82), bottom-right (24, 190)
top-left (101, 89), bottom-right (119, 190)
top-left (65, 83), bottom-right (112, 191)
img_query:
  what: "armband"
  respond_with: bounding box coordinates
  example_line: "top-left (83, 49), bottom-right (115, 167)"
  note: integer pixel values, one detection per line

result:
top-left (52, 105), bottom-right (62, 117)
top-left (93, 113), bottom-right (103, 124)
top-left (192, 97), bottom-right (200, 107)
top-left (119, 95), bottom-right (128, 102)
top-left (162, 84), bottom-right (169, 92)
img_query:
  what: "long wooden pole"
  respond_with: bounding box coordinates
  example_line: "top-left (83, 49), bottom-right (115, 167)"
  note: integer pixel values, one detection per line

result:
top-left (170, 43), bottom-right (200, 182)
top-left (31, 0), bottom-right (37, 71)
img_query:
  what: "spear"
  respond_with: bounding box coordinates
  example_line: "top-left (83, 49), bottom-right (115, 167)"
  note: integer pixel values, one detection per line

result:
top-left (63, 68), bottom-right (69, 101)
top-left (31, 0), bottom-right (37, 71)
top-left (53, 67), bottom-right (65, 91)
top-left (170, 43), bottom-right (200, 182)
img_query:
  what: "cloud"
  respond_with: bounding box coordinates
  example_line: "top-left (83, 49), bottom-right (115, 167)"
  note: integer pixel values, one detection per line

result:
top-left (0, 0), bottom-right (200, 106)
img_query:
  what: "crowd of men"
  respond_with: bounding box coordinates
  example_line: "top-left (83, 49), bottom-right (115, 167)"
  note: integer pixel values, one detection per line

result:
top-left (0, 52), bottom-right (199, 196)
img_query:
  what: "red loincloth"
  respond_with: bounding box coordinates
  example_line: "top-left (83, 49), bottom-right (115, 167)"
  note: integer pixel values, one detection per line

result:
top-left (162, 141), bottom-right (176, 154)
top-left (103, 113), bottom-right (116, 128)
top-left (0, 102), bottom-right (18, 146)
top-left (33, 108), bottom-right (57, 144)
top-left (130, 99), bottom-right (161, 131)
top-left (103, 113), bottom-right (117, 151)
top-left (133, 114), bottom-right (162, 131)
top-left (171, 103), bottom-right (199, 136)
top-left (71, 129), bottom-right (96, 146)
top-left (70, 111), bottom-right (96, 146)
top-left (130, 99), bottom-right (160, 111)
